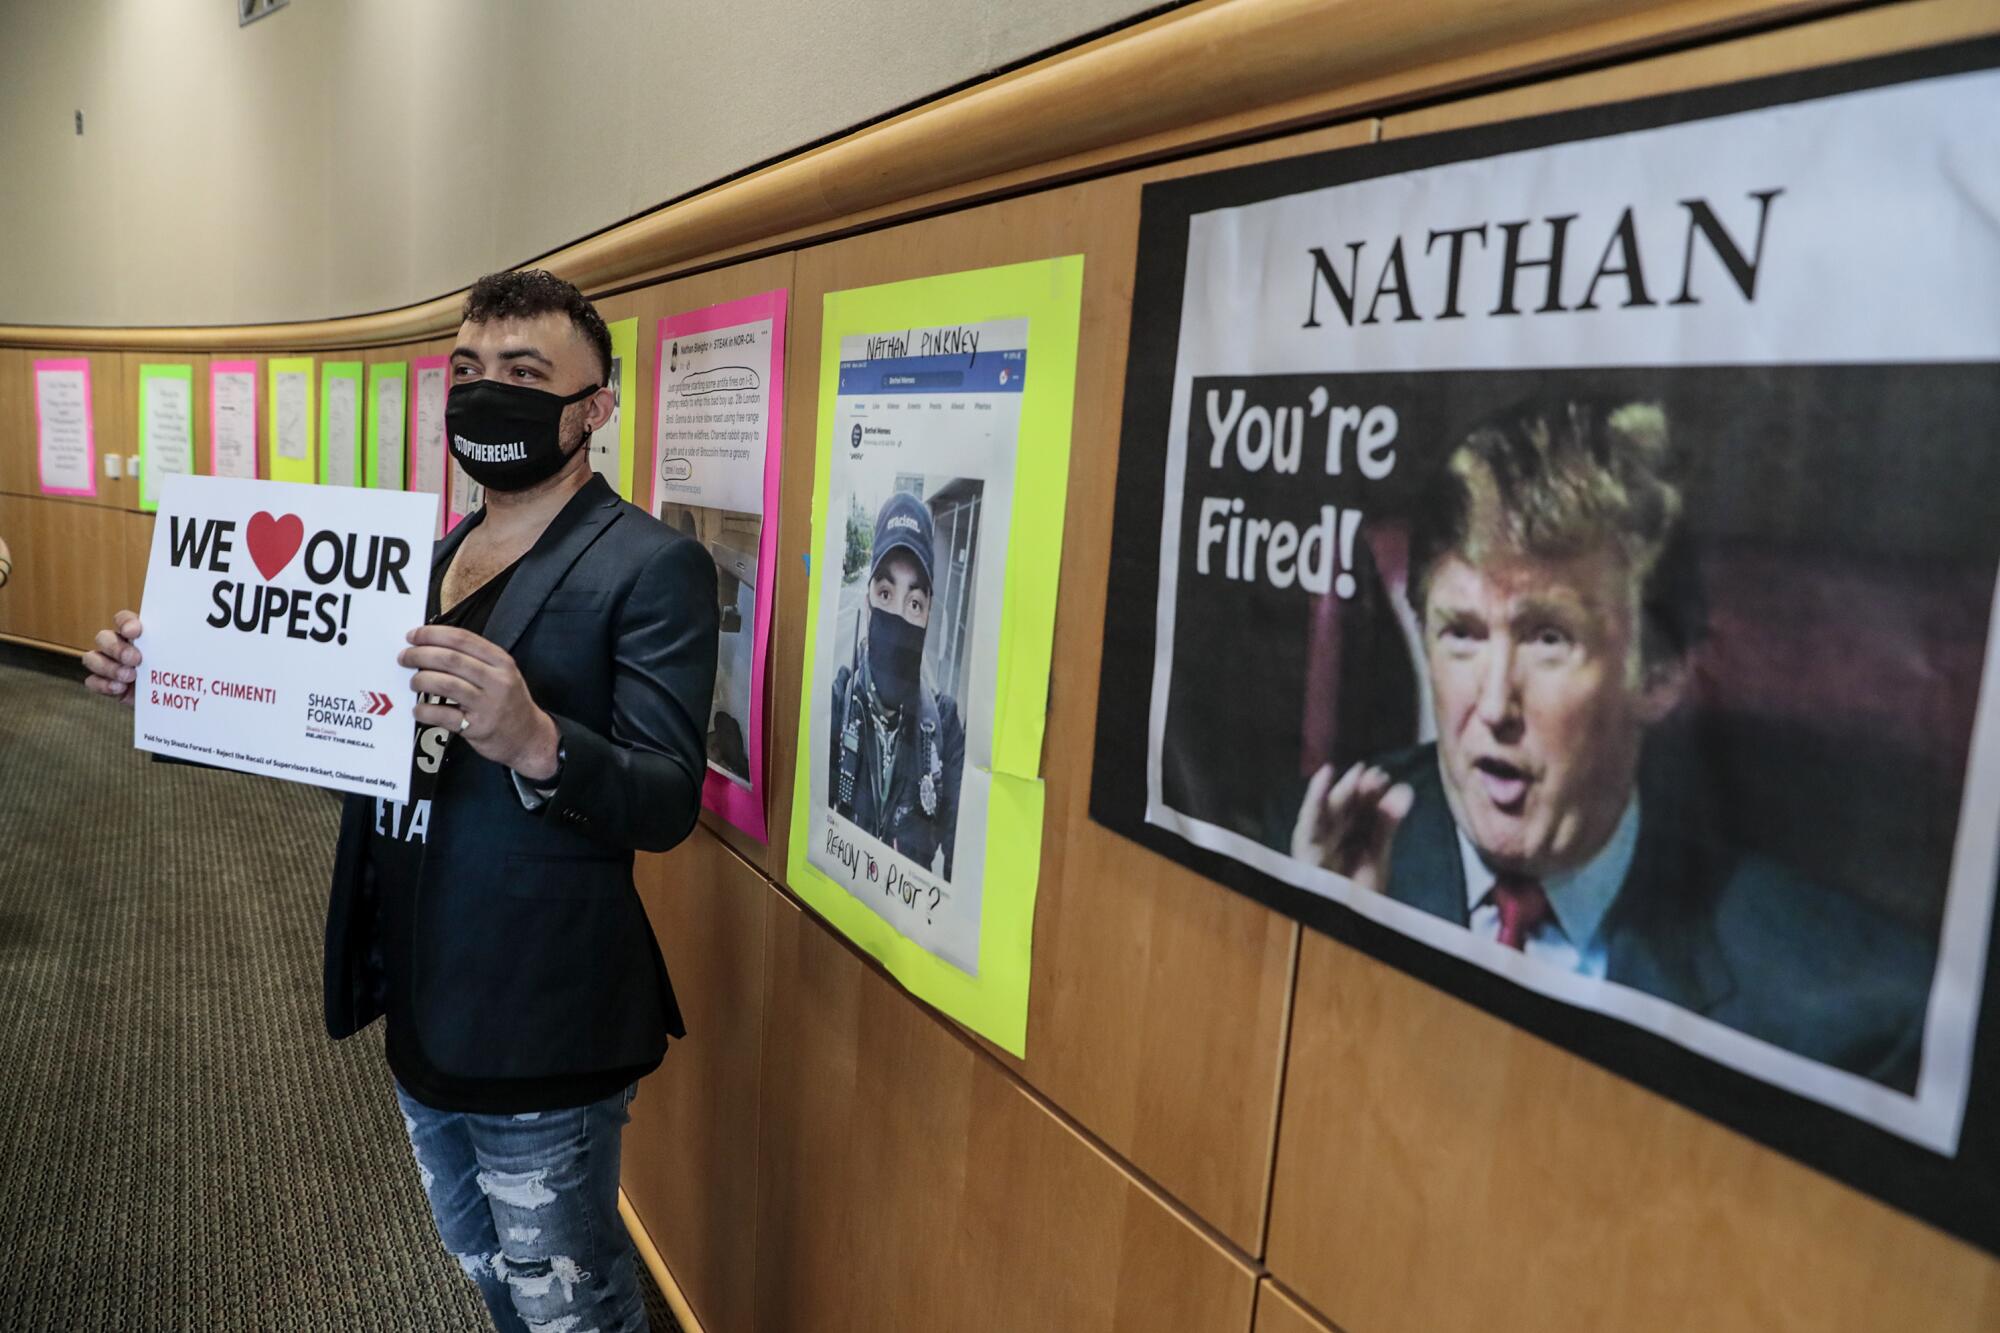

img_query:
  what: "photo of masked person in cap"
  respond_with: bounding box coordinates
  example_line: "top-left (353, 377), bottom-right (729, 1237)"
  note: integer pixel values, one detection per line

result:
top-left (828, 490), bottom-right (968, 880)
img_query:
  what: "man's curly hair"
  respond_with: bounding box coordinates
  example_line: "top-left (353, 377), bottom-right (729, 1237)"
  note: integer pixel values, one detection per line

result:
top-left (461, 269), bottom-right (612, 385)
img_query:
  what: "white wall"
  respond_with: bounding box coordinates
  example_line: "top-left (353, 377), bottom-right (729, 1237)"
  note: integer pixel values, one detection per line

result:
top-left (0, 0), bottom-right (1161, 328)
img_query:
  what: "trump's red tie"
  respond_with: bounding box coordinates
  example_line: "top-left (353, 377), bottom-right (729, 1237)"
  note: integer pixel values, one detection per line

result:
top-left (1492, 875), bottom-right (1551, 950)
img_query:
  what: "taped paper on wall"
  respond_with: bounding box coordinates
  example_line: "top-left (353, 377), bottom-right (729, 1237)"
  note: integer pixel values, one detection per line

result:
top-left (268, 357), bottom-right (315, 483)
top-left (789, 256), bottom-right (1084, 1056)
top-left (655, 289), bottom-right (789, 841)
top-left (138, 363), bottom-right (195, 512)
top-left (210, 362), bottom-right (259, 480)
top-left (34, 359), bottom-right (95, 497)
top-left (367, 362), bottom-right (408, 490)
top-left (1090, 40), bottom-right (2000, 1255)
top-left (320, 362), bottom-right (363, 488)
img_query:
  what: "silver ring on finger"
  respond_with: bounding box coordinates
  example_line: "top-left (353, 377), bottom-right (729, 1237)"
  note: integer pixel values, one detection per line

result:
top-left (458, 715), bottom-right (471, 733)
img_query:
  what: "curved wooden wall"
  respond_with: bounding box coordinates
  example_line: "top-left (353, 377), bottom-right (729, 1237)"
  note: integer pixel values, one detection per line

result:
top-left (5, 1), bottom-right (1999, 1330)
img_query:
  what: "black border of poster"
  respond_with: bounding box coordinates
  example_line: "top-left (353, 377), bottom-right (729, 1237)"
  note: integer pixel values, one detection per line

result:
top-left (1090, 37), bottom-right (2000, 1255)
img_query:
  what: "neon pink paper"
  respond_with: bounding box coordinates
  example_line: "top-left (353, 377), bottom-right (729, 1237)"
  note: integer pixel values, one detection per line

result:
top-left (659, 289), bottom-right (789, 842)
top-left (209, 360), bottom-right (260, 479)
top-left (33, 358), bottom-right (96, 497)
top-left (409, 355), bottom-right (450, 540)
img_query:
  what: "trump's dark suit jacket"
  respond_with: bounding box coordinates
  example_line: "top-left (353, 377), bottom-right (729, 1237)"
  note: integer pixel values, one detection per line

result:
top-left (323, 475), bottom-right (718, 1083)
top-left (1378, 744), bottom-right (1935, 1091)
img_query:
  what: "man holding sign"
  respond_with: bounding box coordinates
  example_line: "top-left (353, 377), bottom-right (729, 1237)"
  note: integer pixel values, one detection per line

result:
top-left (83, 270), bottom-right (718, 1333)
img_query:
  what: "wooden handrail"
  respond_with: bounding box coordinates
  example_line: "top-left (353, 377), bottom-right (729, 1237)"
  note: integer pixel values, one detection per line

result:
top-left (0, 0), bottom-right (1832, 352)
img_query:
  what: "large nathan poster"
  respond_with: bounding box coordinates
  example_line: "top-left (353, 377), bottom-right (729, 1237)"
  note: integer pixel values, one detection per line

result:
top-left (1091, 42), bottom-right (2000, 1251)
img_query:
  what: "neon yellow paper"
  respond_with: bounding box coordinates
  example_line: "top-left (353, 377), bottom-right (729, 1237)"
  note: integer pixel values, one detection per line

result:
top-left (365, 362), bottom-right (408, 490)
top-left (787, 255), bottom-right (1083, 1056)
top-left (603, 317), bottom-right (639, 500)
top-left (136, 363), bottom-right (195, 513)
top-left (267, 356), bottom-right (316, 484)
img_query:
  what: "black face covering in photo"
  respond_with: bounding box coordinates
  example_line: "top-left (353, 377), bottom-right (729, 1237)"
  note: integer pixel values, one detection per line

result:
top-left (445, 378), bottom-right (599, 492)
top-left (866, 606), bottom-right (926, 709)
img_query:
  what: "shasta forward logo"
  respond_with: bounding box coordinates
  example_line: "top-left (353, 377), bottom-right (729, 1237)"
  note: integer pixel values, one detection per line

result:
top-left (305, 689), bottom-right (393, 741)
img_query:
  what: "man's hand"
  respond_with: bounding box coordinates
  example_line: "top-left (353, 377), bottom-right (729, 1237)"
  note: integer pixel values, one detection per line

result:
top-left (81, 610), bottom-right (145, 707)
top-left (400, 625), bottom-right (562, 781)
top-left (1289, 761), bottom-right (1415, 895)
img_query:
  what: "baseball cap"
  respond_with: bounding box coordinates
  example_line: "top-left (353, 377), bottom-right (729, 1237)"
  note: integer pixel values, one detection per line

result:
top-left (870, 491), bottom-right (935, 589)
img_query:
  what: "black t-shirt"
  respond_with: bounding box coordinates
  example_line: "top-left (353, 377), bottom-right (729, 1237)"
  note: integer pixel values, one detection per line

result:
top-left (368, 547), bottom-right (646, 1114)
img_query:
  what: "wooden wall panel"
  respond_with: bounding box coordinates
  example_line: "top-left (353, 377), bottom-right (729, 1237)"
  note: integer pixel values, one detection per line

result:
top-left (125, 511), bottom-right (154, 625)
top-left (1270, 934), bottom-right (2000, 1333)
top-left (1263, 6), bottom-right (2000, 1333)
top-left (3, 495), bottom-right (60, 647)
top-left (1255, 1281), bottom-right (1340, 1333)
top-left (0, 494), bottom-right (139, 651)
top-left (5, 494), bottom-right (61, 646)
top-left (0, 348), bottom-right (30, 497)
top-left (0, 492), bottom-right (24, 640)
top-left (88, 351), bottom-right (133, 511)
top-left (755, 894), bottom-right (1258, 1333)
top-left (768, 121), bottom-right (1379, 1251)
top-left (623, 828), bottom-right (772, 1333)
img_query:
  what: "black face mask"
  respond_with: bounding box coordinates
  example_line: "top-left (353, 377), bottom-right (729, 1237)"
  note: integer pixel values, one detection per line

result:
top-left (445, 378), bottom-right (599, 492)
top-left (866, 606), bottom-right (926, 709)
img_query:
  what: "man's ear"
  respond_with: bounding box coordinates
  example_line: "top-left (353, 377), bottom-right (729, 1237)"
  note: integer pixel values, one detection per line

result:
top-left (584, 385), bottom-right (615, 433)
top-left (1636, 654), bottom-right (1690, 725)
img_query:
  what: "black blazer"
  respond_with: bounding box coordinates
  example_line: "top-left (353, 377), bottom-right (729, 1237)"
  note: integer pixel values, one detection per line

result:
top-left (1377, 743), bottom-right (1934, 1090)
top-left (323, 476), bottom-right (718, 1082)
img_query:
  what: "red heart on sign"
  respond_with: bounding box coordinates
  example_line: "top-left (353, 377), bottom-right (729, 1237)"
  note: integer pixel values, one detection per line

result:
top-left (246, 511), bottom-right (304, 580)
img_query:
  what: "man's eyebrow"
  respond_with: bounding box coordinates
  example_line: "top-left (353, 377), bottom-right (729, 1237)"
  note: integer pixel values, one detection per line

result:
top-left (449, 345), bottom-right (554, 367)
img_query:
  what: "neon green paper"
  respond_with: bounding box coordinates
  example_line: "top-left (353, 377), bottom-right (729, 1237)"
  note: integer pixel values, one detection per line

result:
top-left (135, 362), bottom-right (194, 513)
top-left (786, 255), bottom-right (1084, 1057)
top-left (318, 361), bottom-right (363, 487)
top-left (608, 317), bottom-right (639, 500)
top-left (365, 362), bottom-right (409, 490)
top-left (267, 356), bottom-right (316, 484)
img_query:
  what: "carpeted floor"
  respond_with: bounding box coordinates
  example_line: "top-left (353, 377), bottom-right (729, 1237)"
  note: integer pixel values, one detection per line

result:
top-left (0, 642), bottom-right (678, 1332)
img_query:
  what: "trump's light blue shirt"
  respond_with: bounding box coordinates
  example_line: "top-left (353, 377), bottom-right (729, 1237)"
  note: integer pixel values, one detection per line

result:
top-left (1457, 797), bottom-right (1640, 976)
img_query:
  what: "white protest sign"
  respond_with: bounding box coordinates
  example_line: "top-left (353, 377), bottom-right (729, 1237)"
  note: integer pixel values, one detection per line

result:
top-left (134, 474), bottom-right (435, 802)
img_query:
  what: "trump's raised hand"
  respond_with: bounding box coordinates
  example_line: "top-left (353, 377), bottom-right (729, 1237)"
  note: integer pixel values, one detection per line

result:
top-left (1289, 760), bottom-right (1414, 895)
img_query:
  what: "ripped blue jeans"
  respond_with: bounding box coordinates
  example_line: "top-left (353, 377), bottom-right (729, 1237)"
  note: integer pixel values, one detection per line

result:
top-left (395, 1080), bottom-right (647, 1333)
